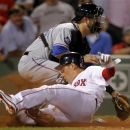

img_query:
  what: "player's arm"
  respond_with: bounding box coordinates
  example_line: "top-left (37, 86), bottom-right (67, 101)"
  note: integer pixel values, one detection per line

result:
top-left (84, 54), bottom-right (100, 64)
top-left (100, 54), bottom-right (120, 95)
top-left (84, 52), bottom-right (120, 66)
top-left (51, 44), bottom-right (69, 59)
top-left (102, 67), bottom-right (115, 80)
top-left (99, 53), bottom-right (121, 80)
top-left (84, 53), bottom-right (112, 65)
top-left (105, 85), bottom-right (117, 95)
top-left (50, 28), bottom-right (71, 59)
top-left (106, 85), bottom-right (120, 99)
top-left (102, 57), bottom-right (121, 80)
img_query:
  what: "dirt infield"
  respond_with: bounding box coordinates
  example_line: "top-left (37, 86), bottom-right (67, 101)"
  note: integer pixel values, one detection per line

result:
top-left (0, 115), bottom-right (130, 128)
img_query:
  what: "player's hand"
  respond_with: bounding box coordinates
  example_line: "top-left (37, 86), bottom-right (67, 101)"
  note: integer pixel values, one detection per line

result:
top-left (84, 54), bottom-right (100, 64)
top-left (111, 91), bottom-right (120, 98)
top-left (98, 52), bottom-right (112, 65)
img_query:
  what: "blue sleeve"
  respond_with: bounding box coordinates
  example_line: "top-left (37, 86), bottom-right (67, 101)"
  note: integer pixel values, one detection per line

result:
top-left (51, 45), bottom-right (69, 56)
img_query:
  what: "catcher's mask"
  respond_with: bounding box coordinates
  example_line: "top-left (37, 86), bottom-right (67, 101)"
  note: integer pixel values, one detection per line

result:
top-left (55, 52), bottom-right (85, 70)
top-left (72, 3), bottom-right (104, 33)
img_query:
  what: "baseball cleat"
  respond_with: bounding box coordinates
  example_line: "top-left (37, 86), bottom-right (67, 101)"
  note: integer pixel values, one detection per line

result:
top-left (0, 90), bottom-right (17, 115)
top-left (92, 117), bottom-right (106, 124)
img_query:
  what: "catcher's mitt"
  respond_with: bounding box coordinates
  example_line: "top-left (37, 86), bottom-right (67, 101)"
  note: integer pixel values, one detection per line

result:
top-left (112, 94), bottom-right (130, 121)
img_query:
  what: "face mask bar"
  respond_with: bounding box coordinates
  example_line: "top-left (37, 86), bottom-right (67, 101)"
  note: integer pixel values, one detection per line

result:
top-left (90, 15), bottom-right (106, 33)
top-left (87, 5), bottom-right (104, 33)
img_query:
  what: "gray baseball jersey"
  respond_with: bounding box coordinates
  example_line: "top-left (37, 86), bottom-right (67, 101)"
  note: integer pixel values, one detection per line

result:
top-left (18, 22), bottom-right (90, 84)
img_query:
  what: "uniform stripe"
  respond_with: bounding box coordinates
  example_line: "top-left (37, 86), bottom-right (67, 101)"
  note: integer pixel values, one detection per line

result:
top-left (16, 87), bottom-right (91, 105)
top-left (32, 58), bottom-right (58, 72)
top-left (51, 45), bottom-right (69, 56)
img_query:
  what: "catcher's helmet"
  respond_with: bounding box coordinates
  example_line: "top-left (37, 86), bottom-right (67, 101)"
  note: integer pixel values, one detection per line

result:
top-left (56, 52), bottom-right (85, 70)
top-left (72, 3), bottom-right (104, 22)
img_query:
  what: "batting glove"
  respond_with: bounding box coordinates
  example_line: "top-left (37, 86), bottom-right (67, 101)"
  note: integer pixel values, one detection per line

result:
top-left (98, 52), bottom-right (111, 65)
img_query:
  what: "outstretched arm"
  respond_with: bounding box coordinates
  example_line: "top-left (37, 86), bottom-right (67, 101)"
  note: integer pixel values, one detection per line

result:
top-left (83, 54), bottom-right (100, 64)
top-left (100, 53), bottom-right (121, 80)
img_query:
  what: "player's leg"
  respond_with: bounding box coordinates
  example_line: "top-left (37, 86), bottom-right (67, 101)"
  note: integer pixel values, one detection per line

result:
top-left (0, 87), bottom-right (42, 114)
top-left (0, 85), bottom-right (99, 122)
top-left (0, 90), bottom-right (17, 114)
top-left (0, 84), bottom-right (62, 115)
top-left (18, 37), bottom-right (59, 85)
top-left (26, 95), bottom-right (98, 123)
top-left (0, 87), bottom-right (69, 125)
top-left (0, 89), bottom-right (56, 125)
top-left (39, 105), bottom-right (70, 123)
top-left (16, 105), bottom-right (70, 125)
top-left (19, 57), bottom-right (59, 85)
top-left (14, 86), bottom-right (98, 122)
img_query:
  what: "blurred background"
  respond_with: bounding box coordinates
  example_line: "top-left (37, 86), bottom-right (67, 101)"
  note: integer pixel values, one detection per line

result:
top-left (0, 0), bottom-right (130, 116)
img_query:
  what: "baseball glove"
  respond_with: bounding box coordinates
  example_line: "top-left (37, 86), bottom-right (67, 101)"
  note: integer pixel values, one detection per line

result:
top-left (112, 94), bottom-right (130, 121)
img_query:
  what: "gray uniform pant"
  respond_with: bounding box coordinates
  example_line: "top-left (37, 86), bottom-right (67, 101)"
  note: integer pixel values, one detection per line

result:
top-left (18, 37), bottom-right (59, 85)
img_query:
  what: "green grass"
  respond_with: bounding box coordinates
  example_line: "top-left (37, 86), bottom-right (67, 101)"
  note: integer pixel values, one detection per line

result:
top-left (0, 127), bottom-right (130, 130)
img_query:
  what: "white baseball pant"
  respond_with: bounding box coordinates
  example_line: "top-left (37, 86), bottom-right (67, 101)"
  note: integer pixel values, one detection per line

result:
top-left (17, 104), bottom-right (70, 125)
top-left (11, 84), bottom-right (99, 123)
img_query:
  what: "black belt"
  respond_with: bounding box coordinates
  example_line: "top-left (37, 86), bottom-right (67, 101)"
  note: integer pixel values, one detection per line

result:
top-left (39, 33), bottom-right (49, 48)
top-left (23, 33), bottom-right (49, 56)
top-left (23, 51), bottom-right (29, 55)
top-left (95, 98), bottom-right (98, 110)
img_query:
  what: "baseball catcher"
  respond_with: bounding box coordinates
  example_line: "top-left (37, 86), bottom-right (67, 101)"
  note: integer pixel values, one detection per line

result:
top-left (18, 3), bottom-right (104, 85)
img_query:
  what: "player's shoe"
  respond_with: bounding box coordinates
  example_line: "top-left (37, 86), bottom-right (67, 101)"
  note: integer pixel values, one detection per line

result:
top-left (0, 90), bottom-right (17, 115)
top-left (92, 117), bottom-right (106, 124)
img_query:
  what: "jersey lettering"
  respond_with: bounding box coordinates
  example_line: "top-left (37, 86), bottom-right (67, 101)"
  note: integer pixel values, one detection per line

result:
top-left (74, 79), bottom-right (87, 87)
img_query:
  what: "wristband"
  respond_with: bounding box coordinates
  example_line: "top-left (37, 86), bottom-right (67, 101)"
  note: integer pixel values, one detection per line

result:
top-left (106, 85), bottom-right (114, 95)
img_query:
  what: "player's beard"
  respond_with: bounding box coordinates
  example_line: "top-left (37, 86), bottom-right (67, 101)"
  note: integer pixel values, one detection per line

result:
top-left (87, 21), bottom-right (102, 33)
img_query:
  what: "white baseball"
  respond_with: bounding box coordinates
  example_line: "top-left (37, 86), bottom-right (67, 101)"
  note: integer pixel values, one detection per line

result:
top-left (114, 58), bottom-right (121, 65)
